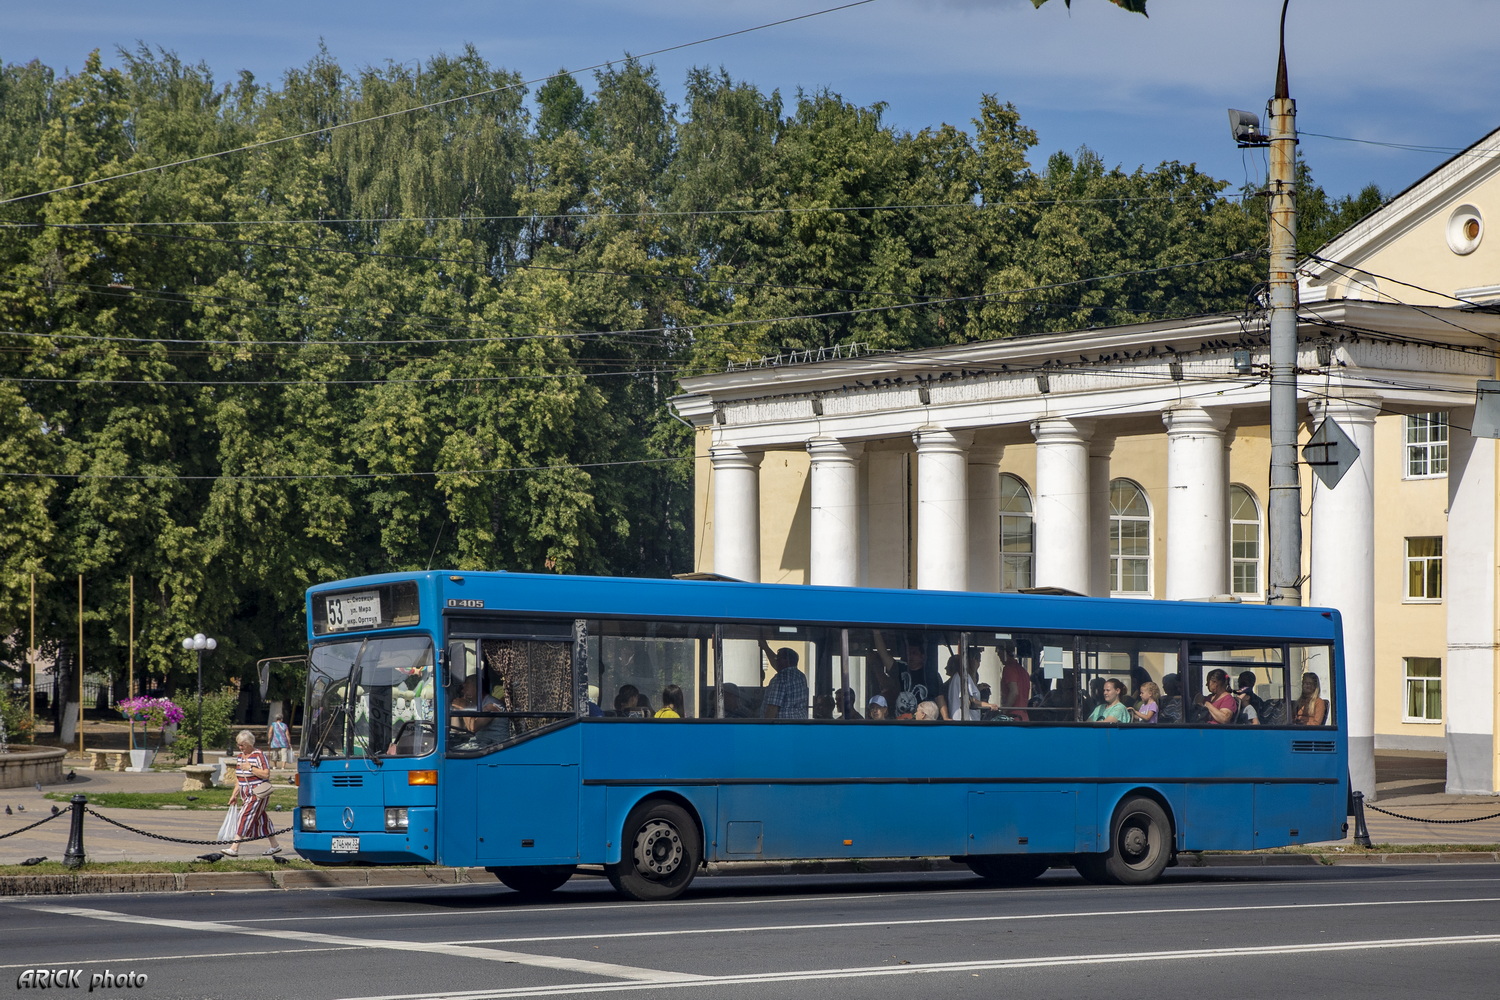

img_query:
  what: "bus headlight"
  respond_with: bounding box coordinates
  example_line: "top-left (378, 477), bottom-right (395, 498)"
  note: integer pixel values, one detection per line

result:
top-left (384, 807), bottom-right (409, 832)
top-left (300, 807), bottom-right (316, 832)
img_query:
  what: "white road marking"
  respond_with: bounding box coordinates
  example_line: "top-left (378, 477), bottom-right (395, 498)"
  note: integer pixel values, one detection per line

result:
top-left (329, 933), bottom-right (1500, 999)
top-left (226, 872), bottom-right (1500, 925)
top-left (19, 905), bottom-right (703, 984)
top-left (457, 895), bottom-right (1500, 945)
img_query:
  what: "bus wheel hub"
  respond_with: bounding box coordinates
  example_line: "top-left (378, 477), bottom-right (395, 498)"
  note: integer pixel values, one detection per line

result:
top-left (635, 820), bottom-right (683, 877)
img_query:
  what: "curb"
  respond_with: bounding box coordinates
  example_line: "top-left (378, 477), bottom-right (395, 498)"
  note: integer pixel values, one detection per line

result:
top-left (4, 852), bottom-right (1499, 897)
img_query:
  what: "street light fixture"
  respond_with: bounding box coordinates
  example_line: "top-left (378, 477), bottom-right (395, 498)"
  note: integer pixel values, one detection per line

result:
top-left (181, 632), bottom-right (217, 765)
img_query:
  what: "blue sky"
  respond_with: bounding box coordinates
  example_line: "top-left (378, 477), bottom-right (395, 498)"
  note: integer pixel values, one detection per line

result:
top-left (3, 0), bottom-right (1496, 199)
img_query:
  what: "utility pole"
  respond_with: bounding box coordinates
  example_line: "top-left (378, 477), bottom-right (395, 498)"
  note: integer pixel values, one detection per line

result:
top-left (1266, 0), bottom-right (1301, 606)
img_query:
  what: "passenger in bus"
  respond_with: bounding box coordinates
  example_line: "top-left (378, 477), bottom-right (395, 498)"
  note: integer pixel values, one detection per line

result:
top-left (1234, 671), bottom-right (1263, 725)
top-left (812, 694), bottom-right (836, 719)
top-left (913, 700), bottom-right (941, 721)
top-left (1087, 679), bottom-right (1130, 723)
top-left (1199, 669), bottom-right (1238, 724)
top-left (612, 684), bottom-right (641, 717)
top-left (872, 631), bottom-right (948, 720)
top-left (1041, 674), bottom-right (1077, 721)
top-left (721, 682), bottom-right (753, 719)
top-left (1294, 673), bottom-right (1330, 726)
top-left (865, 694), bottom-right (889, 720)
top-left (758, 641), bottom-right (809, 719)
top-left (1129, 681), bottom-right (1160, 724)
top-left (450, 676), bottom-right (507, 746)
top-left (654, 685), bottom-right (684, 719)
top-left (945, 654), bottom-right (995, 721)
top-left (1158, 674), bottom-right (1184, 723)
top-left (998, 642), bottom-right (1031, 721)
top-left (835, 688), bottom-right (862, 720)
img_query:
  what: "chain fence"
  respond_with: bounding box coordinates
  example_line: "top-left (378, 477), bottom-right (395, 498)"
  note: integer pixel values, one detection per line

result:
top-left (82, 805), bottom-right (293, 845)
top-left (1364, 802), bottom-right (1500, 825)
top-left (0, 809), bottom-right (66, 840)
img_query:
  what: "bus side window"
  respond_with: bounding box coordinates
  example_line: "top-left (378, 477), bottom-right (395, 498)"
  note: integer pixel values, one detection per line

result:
top-left (590, 620), bottom-right (714, 719)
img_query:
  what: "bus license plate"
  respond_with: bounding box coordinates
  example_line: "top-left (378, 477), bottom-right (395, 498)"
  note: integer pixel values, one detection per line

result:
top-left (330, 836), bottom-right (359, 853)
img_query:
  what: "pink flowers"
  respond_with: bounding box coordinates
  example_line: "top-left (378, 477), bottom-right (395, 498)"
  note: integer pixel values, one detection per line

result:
top-left (119, 696), bottom-right (185, 746)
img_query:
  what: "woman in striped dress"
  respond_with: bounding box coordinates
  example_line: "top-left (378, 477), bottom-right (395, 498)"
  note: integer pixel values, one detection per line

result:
top-left (225, 729), bottom-right (282, 857)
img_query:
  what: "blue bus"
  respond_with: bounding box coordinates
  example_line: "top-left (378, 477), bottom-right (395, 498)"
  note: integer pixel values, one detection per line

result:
top-left (293, 571), bottom-right (1346, 900)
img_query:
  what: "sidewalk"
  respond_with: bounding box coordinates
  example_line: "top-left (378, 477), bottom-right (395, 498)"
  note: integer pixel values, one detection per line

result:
top-left (1, 749), bottom-right (1496, 874)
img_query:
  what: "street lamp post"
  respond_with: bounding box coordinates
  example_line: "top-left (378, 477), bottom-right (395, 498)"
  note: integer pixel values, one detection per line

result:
top-left (181, 633), bottom-right (217, 765)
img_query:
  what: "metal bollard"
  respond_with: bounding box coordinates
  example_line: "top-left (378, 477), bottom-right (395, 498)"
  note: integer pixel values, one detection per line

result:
top-left (1350, 790), bottom-right (1372, 848)
top-left (63, 794), bottom-right (87, 868)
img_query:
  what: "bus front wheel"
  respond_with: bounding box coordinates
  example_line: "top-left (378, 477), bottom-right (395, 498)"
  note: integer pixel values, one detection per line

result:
top-left (606, 800), bottom-right (701, 901)
top-left (1074, 796), bottom-right (1172, 886)
top-left (965, 855), bottom-right (1052, 885)
top-left (489, 865), bottom-right (576, 897)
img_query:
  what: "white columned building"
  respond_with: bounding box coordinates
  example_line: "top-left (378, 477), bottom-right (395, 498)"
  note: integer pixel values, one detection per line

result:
top-left (1031, 417), bottom-right (1094, 596)
top-left (1161, 403), bottom-right (1230, 601)
top-left (807, 437), bottom-right (863, 588)
top-left (709, 444), bottom-right (762, 583)
top-left (913, 427), bottom-right (974, 592)
top-left (1308, 396), bottom-right (1380, 799)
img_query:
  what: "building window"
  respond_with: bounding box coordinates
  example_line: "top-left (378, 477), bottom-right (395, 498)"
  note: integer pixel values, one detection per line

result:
top-left (1109, 479), bottom-right (1151, 595)
top-left (1405, 537), bottom-right (1443, 601)
top-left (998, 474), bottom-right (1033, 591)
top-left (1403, 657), bottom-right (1442, 723)
top-left (1405, 413), bottom-right (1449, 478)
top-left (1229, 485), bottom-right (1261, 598)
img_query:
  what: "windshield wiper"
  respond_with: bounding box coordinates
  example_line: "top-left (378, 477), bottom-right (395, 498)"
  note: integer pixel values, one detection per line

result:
top-left (308, 703), bottom-right (346, 767)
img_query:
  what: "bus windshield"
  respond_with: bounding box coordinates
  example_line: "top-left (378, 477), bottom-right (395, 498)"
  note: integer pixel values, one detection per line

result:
top-left (303, 635), bottom-right (436, 760)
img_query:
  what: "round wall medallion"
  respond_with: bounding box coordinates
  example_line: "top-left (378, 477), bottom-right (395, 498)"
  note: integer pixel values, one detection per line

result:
top-left (1446, 203), bottom-right (1483, 255)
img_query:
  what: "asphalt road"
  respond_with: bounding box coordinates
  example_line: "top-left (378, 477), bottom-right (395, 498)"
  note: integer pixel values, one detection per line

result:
top-left (6, 865), bottom-right (1500, 1000)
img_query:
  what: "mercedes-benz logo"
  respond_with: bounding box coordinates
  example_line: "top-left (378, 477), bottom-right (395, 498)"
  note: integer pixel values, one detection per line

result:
top-left (342, 807), bottom-right (355, 830)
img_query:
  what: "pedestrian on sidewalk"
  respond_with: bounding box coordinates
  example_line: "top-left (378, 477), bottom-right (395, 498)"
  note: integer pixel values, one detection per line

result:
top-left (268, 715), bottom-right (291, 767)
top-left (226, 730), bottom-right (282, 858)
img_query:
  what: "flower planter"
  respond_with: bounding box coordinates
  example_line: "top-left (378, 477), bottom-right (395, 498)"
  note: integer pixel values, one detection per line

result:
top-left (127, 748), bottom-right (156, 772)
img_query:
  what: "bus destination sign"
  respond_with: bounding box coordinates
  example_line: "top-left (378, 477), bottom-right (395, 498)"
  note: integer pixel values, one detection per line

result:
top-left (446, 598), bottom-right (485, 609)
top-left (325, 591), bottom-right (381, 631)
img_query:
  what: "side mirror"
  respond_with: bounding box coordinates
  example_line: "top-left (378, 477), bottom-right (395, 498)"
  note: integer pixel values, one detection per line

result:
top-left (447, 641), bottom-right (469, 687)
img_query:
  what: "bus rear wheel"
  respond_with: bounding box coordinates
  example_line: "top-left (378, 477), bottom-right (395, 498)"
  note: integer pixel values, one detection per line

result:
top-left (605, 800), bottom-right (701, 901)
top-left (965, 855), bottom-right (1052, 885)
top-left (490, 865), bottom-right (576, 897)
top-left (1074, 796), bottom-right (1172, 886)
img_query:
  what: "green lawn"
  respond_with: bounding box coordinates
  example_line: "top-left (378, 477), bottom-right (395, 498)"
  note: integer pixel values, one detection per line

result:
top-left (43, 788), bottom-right (299, 811)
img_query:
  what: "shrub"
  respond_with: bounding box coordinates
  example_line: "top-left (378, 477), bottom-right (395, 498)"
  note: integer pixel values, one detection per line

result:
top-left (0, 691), bottom-right (36, 746)
top-left (167, 688), bottom-right (238, 761)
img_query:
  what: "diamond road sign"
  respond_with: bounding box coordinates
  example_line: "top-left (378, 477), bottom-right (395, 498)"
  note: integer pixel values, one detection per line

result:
top-left (1302, 418), bottom-right (1359, 489)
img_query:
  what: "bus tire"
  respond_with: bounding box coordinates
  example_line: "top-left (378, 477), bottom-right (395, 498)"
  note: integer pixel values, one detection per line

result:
top-left (605, 800), bottom-right (701, 901)
top-left (490, 865), bottom-right (576, 897)
top-left (1074, 796), bottom-right (1172, 886)
top-left (965, 855), bottom-right (1051, 885)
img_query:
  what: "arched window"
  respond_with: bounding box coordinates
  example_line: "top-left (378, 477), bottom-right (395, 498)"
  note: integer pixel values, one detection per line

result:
top-left (998, 474), bottom-right (1033, 591)
top-left (1229, 484), bottom-right (1262, 598)
top-left (1109, 479), bottom-right (1151, 595)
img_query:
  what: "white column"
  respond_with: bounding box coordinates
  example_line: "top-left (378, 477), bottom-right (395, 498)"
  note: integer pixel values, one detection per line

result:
top-left (1308, 396), bottom-right (1379, 800)
top-left (1444, 408), bottom-right (1498, 794)
top-left (1162, 403), bottom-right (1230, 600)
top-left (1031, 417), bottom-right (1094, 596)
top-left (913, 426), bottom-right (974, 591)
top-left (967, 442), bottom-right (1004, 593)
top-left (808, 437), bottom-right (864, 588)
top-left (709, 444), bottom-right (762, 583)
top-left (1088, 438), bottom-right (1114, 598)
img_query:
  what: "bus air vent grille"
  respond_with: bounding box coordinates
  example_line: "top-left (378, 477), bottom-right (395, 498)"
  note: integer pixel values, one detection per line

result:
top-left (1291, 741), bottom-right (1336, 754)
top-left (331, 775), bottom-right (364, 787)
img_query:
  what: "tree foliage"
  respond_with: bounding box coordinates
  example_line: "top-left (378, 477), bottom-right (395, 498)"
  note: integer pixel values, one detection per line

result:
top-left (1, 45), bottom-right (1359, 698)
